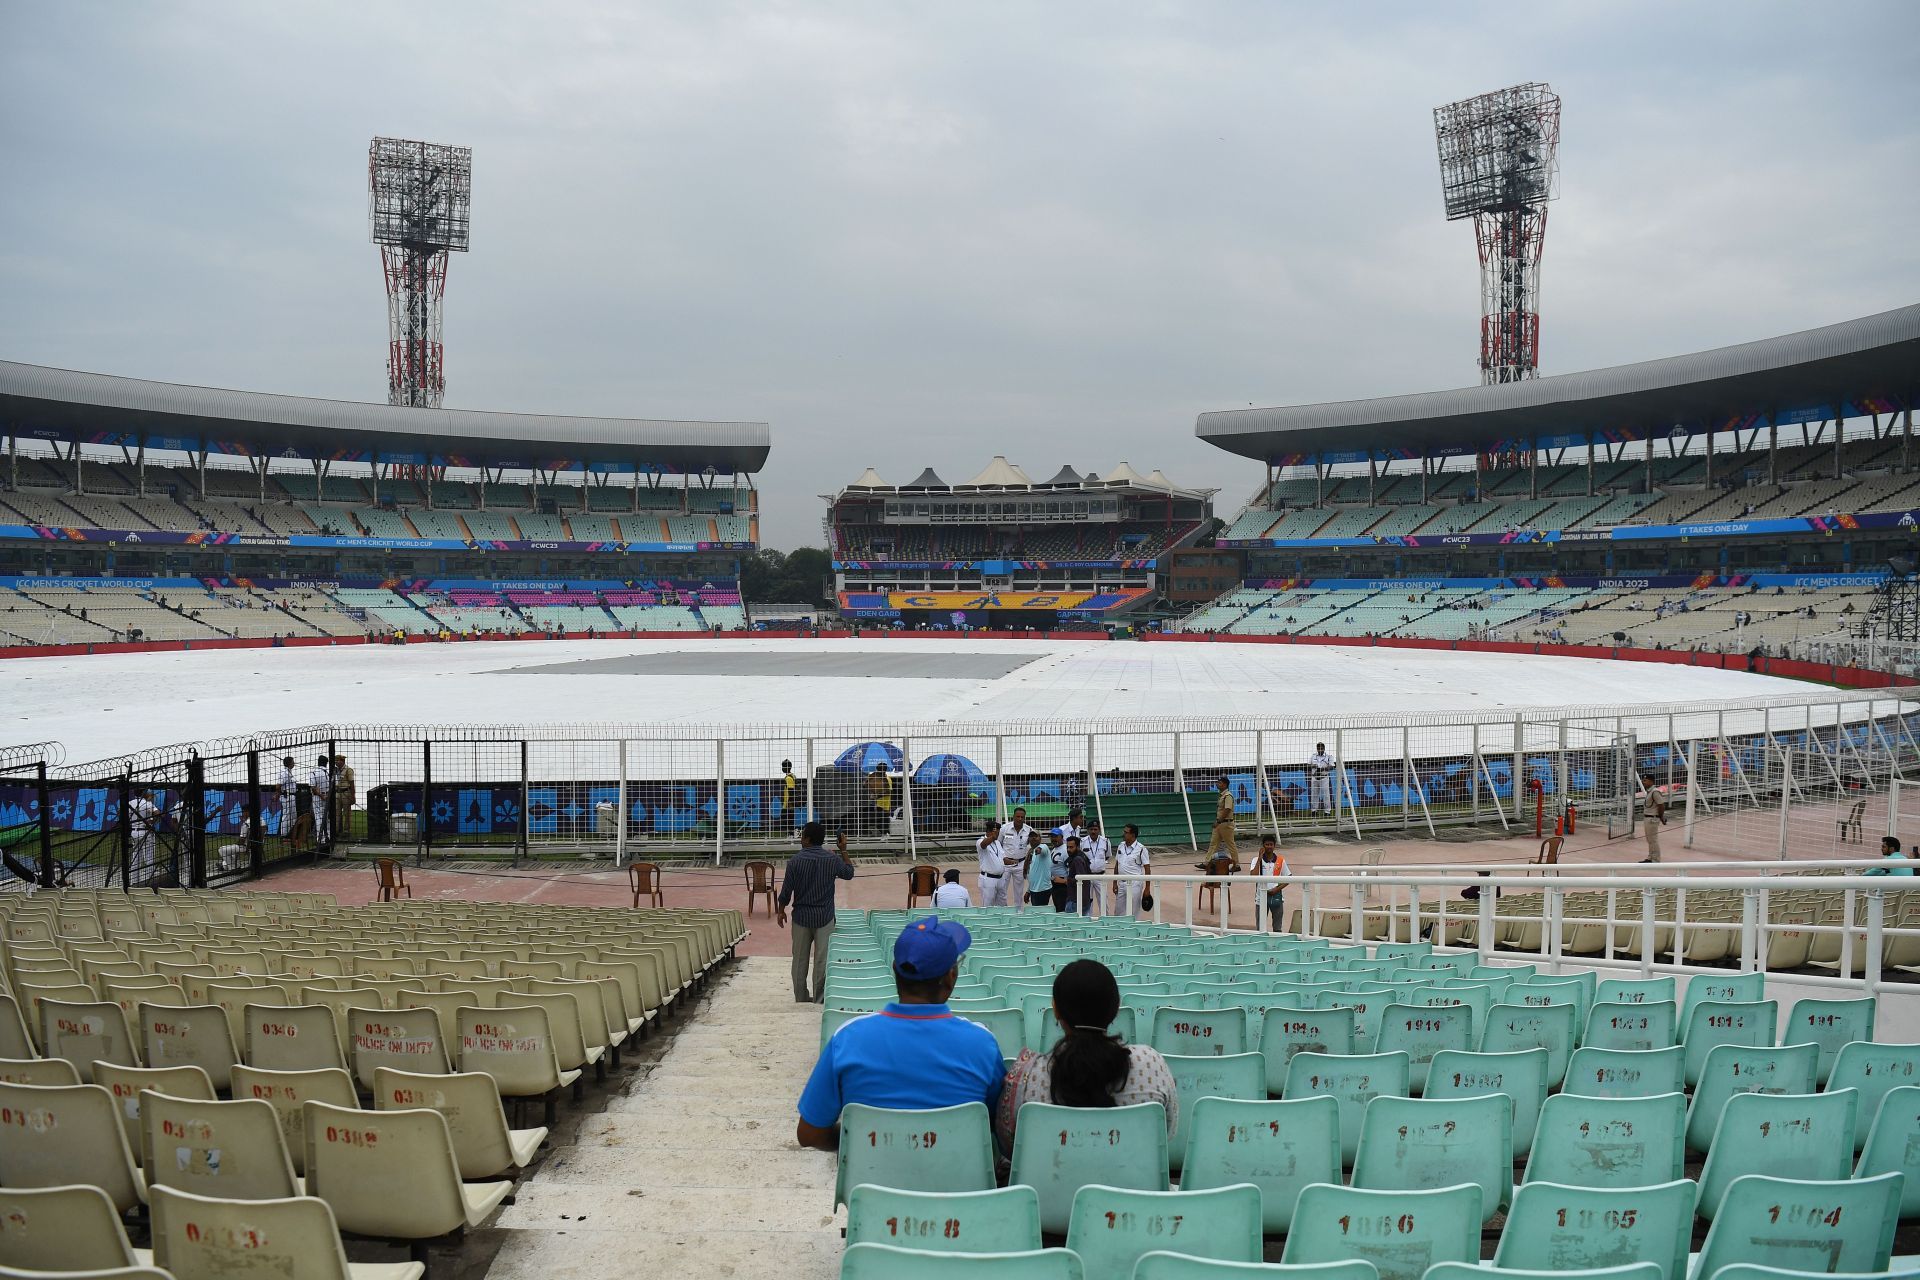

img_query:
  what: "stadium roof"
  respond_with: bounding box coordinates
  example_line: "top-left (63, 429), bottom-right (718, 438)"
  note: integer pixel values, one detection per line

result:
top-left (833, 458), bottom-right (1212, 499)
top-left (1196, 303), bottom-right (1920, 462)
top-left (0, 360), bottom-right (771, 473)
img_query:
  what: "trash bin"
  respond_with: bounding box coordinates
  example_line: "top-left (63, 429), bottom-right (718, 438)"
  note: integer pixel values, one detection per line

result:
top-left (596, 802), bottom-right (617, 836)
top-left (390, 812), bottom-right (418, 844)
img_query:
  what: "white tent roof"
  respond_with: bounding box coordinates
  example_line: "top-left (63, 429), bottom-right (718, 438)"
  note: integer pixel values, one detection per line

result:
top-left (963, 456), bottom-right (1034, 488)
top-left (1145, 469), bottom-right (1177, 489)
top-left (1098, 461), bottom-right (1150, 486)
top-left (848, 467), bottom-right (888, 489)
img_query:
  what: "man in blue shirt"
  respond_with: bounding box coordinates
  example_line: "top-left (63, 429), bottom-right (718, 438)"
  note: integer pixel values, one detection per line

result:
top-left (795, 916), bottom-right (1004, 1151)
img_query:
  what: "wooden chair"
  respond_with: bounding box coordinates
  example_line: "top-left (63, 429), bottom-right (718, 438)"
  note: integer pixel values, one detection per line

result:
top-left (629, 862), bottom-right (664, 908)
top-left (1534, 835), bottom-right (1565, 865)
top-left (376, 858), bottom-right (412, 902)
top-left (906, 864), bottom-right (940, 908)
top-left (1838, 799), bottom-right (1866, 842)
top-left (744, 861), bottom-right (777, 917)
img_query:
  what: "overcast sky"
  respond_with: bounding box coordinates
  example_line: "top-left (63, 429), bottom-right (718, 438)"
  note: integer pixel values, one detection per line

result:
top-left (2, 2), bottom-right (1916, 548)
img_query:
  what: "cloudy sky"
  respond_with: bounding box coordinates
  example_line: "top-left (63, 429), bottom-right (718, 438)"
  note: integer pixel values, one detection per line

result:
top-left (2, 1), bottom-right (1915, 548)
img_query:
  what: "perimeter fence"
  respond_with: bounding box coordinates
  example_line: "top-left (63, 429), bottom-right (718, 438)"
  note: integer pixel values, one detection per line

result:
top-left (3, 687), bottom-right (1918, 884)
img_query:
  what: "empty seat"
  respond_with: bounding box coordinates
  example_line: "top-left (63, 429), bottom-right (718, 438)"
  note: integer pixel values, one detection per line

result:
top-left (1063, 1184), bottom-right (1261, 1278)
top-left (346, 1006), bottom-right (450, 1091)
top-left (0, 1057), bottom-right (82, 1087)
top-left (1351, 1092), bottom-right (1511, 1220)
top-left (1683, 1042), bottom-right (1818, 1153)
top-left (1163, 1053), bottom-right (1264, 1175)
top-left (229, 1065), bottom-right (359, 1176)
top-left (1134, 1258), bottom-right (1379, 1280)
top-left (1523, 1091), bottom-right (1685, 1189)
top-left (1854, 1084), bottom-right (1920, 1218)
top-left (1007, 1101), bottom-right (1170, 1235)
top-left (372, 1067), bottom-right (547, 1180)
top-left (1581, 1001), bottom-right (1677, 1053)
top-left (1478, 1001), bottom-right (1575, 1088)
top-left (0, 1081), bottom-right (146, 1213)
top-left (141, 1091), bottom-right (300, 1201)
top-left (302, 1100), bottom-right (511, 1256)
top-left (140, 1001), bottom-right (239, 1082)
top-left (1561, 1046), bottom-right (1685, 1099)
top-left (243, 1003), bottom-right (347, 1073)
top-left (834, 1102), bottom-right (996, 1208)
top-left (838, 1243), bottom-right (1085, 1278)
top-left (0, 1184), bottom-right (144, 1271)
top-left (93, 1061), bottom-right (218, 1151)
top-left (1374, 1003), bottom-right (1472, 1092)
top-left (452, 1004), bottom-right (579, 1127)
top-left (1782, 996), bottom-right (1875, 1085)
top-left (1681, 1000), bottom-right (1777, 1087)
top-left (845, 1184), bottom-right (1042, 1254)
top-left (1827, 1041), bottom-right (1920, 1149)
top-left (1695, 1090), bottom-right (1858, 1221)
top-left (1424, 1047), bottom-right (1548, 1158)
top-left (1283, 1051), bottom-right (1411, 1165)
top-left (1494, 1179), bottom-right (1695, 1280)
top-left (38, 999), bottom-right (139, 1081)
top-left (1178, 1095), bottom-right (1339, 1232)
top-left (1436, 1267), bottom-right (1658, 1280)
top-left (1150, 1007), bottom-right (1248, 1057)
top-left (1693, 1173), bottom-right (1900, 1276)
top-left (149, 1183), bottom-right (426, 1280)
top-left (1280, 1182), bottom-right (1482, 1280)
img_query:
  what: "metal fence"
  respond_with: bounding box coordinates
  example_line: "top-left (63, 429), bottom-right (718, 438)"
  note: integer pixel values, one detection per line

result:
top-left (3, 687), bottom-right (1918, 881)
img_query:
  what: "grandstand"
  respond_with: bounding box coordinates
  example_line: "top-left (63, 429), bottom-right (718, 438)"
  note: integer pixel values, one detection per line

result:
top-left (828, 458), bottom-right (1214, 629)
top-left (0, 360), bottom-right (769, 641)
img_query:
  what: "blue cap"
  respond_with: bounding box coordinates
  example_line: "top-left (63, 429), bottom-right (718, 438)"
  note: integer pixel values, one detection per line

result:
top-left (893, 916), bottom-right (972, 980)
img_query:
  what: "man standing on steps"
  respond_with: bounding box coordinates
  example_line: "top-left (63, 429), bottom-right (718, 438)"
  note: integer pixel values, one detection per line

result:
top-left (776, 820), bottom-right (854, 1003)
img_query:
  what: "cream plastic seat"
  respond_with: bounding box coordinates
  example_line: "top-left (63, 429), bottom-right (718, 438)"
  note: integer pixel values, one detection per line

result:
top-left (0, 995), bottom-right (31, 1060)
top-left (372, 1067), bottom-right (548, 1179)
top-left (0, 1081), bottom-right (147, 1213)
top-left (496, 990), bottom-right (602, 1076)
top-left (0, 1184), bottom-right (148, 1271)
top-left (39, 998), bottom-right (140, 1081)
top-left (92, 1060), bottom-right (219, 1150)
top-left (230, 1065), bottom-right (360, 1175)
top-left (346, 1005), bottom-right (451, 1091)
top-left (14, 982), bottom-right (95, 1052)
top-left (139, 1001), bottom-right (239, 1082)
top-left (453, 1004), bottom-right (579, 1127)
top-left (0, 1057), bottom-right (82, 1087)
top-left (301, 1100), bottom-right (511, 1256)
top-left (244, 1003), bottom-right (347, 1073)
top-left (393, 990), bottom-right (480, 1041)
top-left (142, 1091), bottom-right (302, 1201)
top-left (150, 1183), bottom-right (425, 1280)
top-left (521, 977), bottom-right (624, 1064)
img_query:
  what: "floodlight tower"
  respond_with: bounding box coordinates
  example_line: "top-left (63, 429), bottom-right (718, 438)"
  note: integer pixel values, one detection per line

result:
top-left (368, 137), bottom-right (472, 408)
top-left (1432, 83), bottom-right (1561, 384)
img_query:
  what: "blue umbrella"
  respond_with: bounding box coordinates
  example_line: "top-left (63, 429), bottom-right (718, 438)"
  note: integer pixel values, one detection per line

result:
top-left (912, 753), bottom-right (989, 793)
top-left (833, 741), bottom-right (904, 773)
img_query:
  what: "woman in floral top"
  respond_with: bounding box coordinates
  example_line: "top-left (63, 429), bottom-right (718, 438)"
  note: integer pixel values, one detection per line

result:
top-left (994, 958), bottom-right (1179, 1150)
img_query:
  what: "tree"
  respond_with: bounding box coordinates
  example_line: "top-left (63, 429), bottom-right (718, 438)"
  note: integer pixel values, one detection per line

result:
top-left (740, 547), bottom-right (832, 606)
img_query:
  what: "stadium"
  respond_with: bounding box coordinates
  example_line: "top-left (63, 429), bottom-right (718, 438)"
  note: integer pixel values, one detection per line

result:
top-left (3, 37), bottom-right (1919, 1280)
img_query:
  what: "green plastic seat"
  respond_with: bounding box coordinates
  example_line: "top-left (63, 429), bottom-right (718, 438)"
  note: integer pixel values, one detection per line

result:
top-left (1683, 1042), bottom-right (1819, 1153)
top-left (1064, 1183), bottom-right (1261, 1278)
top-left (1282, 1050), bottom-right (1411, 1166)
top-left (1279, 1182), bottom-right (1482, 1280)
top-left (846, 1184), bottom-right (1042, 1254)
top-left (1325, 994), bottom-right (1388, 1051)
top-left (1008, 1101), bottom-right (1170, 1235)
top-left (1582, 1001), bottom-right (1678, 1053)
top-left (1178, 1095), bottom-right (1339, 1232)
top-left (1035, 1005), bottom-right (1137, 1054)
top-left (1561, 1045), bottom-right (1685, 1098)
top-left (1135, 1260), bottom-right (1379, 1280)
top-left (1694, 1173), bottom-right (1901, 1277)
top-left (1695, 1089), bottom-right (1858, 1221)
top-left (1704, 1269), bottom-right (1918, 1280)
top-left (1480, 1001), bottom-right (1575, 1088)
top-left (1681, 1001), bottom-right (1778, 1087)
top-left (1220, 993), bottom-right (1324, 1048)
top-left (1425, 1046), bottom-right (1548, 1157)
top-left (1440, 1266), bottom-right (1661, 1280)
top-left (1679, 972), bottom-right (1765, 1024)
top-left (1782, 996), bottom-right (1875, 1085)
top-left (1163, 1053), bottom-right (1265, 1175)
top-left (1826, 1041), bottom-right (1920, 1149)
top-left (1374, 1002), bottom-right (1473, 1093)
top-left (1258, 1007), bottom-right (1356, 1096)
top-left (1151, 1007), bottom-right (1248, 1058)
top-left (1494, 1180), bottom-right (1695, 1280)
top-left (1413, 985), bottom-right (1491, 1027)
top-left (954, 1008), bottom-right (1024, 1062)
top-left (822, 1008), bottom-right (872, 1046)
top-left (1509, 974), bottom-right (1593, 1029)
top-left (1522, 1091), bottom-right (1685, 1189)
top-left (1855, 1084), bottom-right (1920, 1219)
top-left (835, 1103), bottom-right (996, 1208)
top-left (839, 1243), bottom-right (1085, 1278)
top-left (1351, 1092), bottom-right (1512, 1219)
top-left (1594, 976), bottom-right (1676, 1005)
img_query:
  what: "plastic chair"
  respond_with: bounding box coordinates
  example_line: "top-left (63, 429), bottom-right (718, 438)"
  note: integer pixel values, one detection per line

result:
top-left (1179, 1095), bottom-right (1339, 1232)
top-left (955, 1007), bottom-right (1023, 1062)
top-left (302, 1100), bottom-right (511, 1261)
top-left (495, 991), bottom-right (602, 1078)
top-left (0, 1057), bottom-right (82, 1087)
top-left (1425, 1046), bottom-right (1547, 1157)
top-left (1134, 1259), bottom-right (1378, 1280)
top-left (1351, 1092), bottom-right (1511, 1219)
top-left (1681, 1000), bottom-right (1779, 1087)
top-left (1678, 972), bottom-right (1765, 1024)
top-left (243, 1003), bottom-right (347, 1074)
top-left (1282, 1050), bottom-right (1411, 1166)
top-left (1854, 1084), bottom-right (1920, 1218)
top-left (1594, 977), bottom-right (1675, 1005)
top-left (907, 864), bottom-right (940, 908)
top-left (838, 1244), bottom-right (1085, 1279)
top-left (845, 1184), bottom-right (1042, 1254)
top-left (452, 1004), bottom-right (579, 1129)
top-left (1373, 1002), bottom-right (1472, 1093)
top-left (37, 999), bottom-right (139, 1082)
top-left (1782, 996), bottom-right (1875, 1085)
top-left (346, 1005), bottom-right (451, 1091)
top-left (1826, 1040), bottom-right (1920, 1149)
top-left (1479, 1000), bottom-right (1574, 1088)
top-left (139, 1001), bottom-right (239, 1082)
top-left (1280, 1182), bottom-right (1482, 1280)
top-left (149, 1183), bottom-right (426, 1280)
top-left (1693, 1173), bottom-right (1900, 1277)
top-left (1151, 1007), bottom-right (1248, 1058)
top-left (1494, 1179), bottom-right (1695, 1280)
top-left (1561, 1045), bottom-right (1685, 1099)
top-left (628, 862), bottom-right (664, 908)
top-left (373, 1067), bottom-right (547, 1180)
top-left (1064, 1183), bottom-right (1262, 1279)
top-left (1683, 1041), bottom-right (1818, 1153)
top-left (1007, 1101), bottom-right (1170, 1235)
top-left (744, 861), bottom-right (777, 916)
top-left (1582, 1001), bottom-right (1678, 1054)
top-left (1162, 1052), bottom-right (1264, 1174)
top-left (1695, 1089), bottom-right (1858, 1221)
top-left (1256, 1006), bottom-right (1355, 1092)
top-left (141, 1092), bottom-right (300, 1201)
top-left (1444, 1267), bottom-right (1660, 1280)
top-left (0, 1184), bottom-right (143, 1271)
top-left (834, 1102), bottom-right (996, 1208)
top-left (229, 1065), bottom-right (358, 1176)
top-left (374, 858), bottom-right (412, 902)
top-left (0, 1081), bottom-right (145, 1214)
top-left (1523, 1090), bottom-right (1685, 1188)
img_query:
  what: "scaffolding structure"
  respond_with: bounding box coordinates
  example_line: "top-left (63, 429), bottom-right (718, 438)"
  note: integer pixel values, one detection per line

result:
top-left (368, 137), bottom-right (472, 408)
top-left (1433, 83), bottom-right (1562, 385)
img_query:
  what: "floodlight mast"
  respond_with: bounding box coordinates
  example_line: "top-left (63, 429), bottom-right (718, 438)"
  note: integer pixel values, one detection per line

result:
top-left (1432, 83), bottom-right (1561, 385)
top-left (368, 137), bottom-right (472, 408)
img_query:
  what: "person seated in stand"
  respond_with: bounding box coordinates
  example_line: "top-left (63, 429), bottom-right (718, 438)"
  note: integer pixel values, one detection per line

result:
top-left (932, 867), bottom-right (973, 907)
top-left (1865, 835), bottom-right (1914, 876)
top-left (995, 959), bottom-right (1178, 1151)
top-left (795, 917), bottom-right (1003, 1151)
